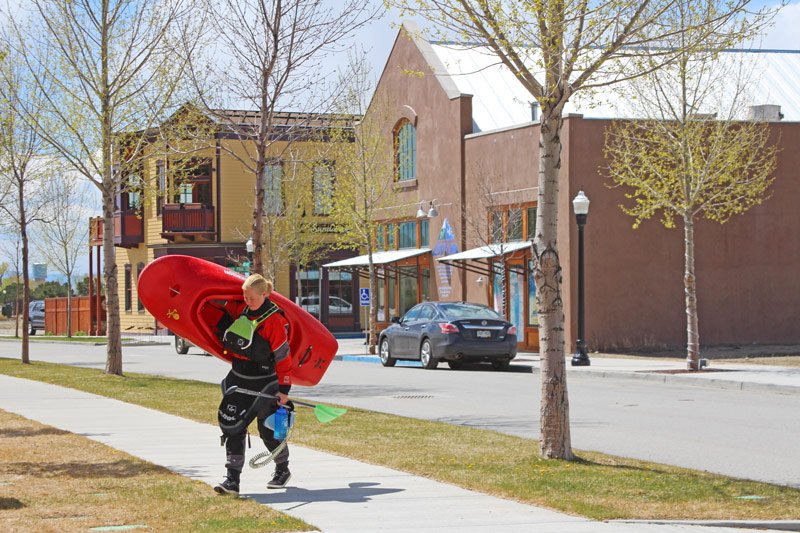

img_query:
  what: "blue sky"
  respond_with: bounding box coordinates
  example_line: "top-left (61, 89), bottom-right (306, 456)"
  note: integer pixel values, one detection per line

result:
top-left (5, 0), bottom-right (798, 281)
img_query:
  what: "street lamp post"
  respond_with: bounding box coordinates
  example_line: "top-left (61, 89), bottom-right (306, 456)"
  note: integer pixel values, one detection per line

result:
top-left (571, 191), bottom-right (591, 367)
top-left (245, 237), bottom-right (254, 274)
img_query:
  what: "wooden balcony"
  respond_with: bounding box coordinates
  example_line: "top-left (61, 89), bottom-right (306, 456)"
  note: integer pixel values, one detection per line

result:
top-left (113, 209), bottom-right (144, 248)
top-left (161, 203), bottom-right (215, 241)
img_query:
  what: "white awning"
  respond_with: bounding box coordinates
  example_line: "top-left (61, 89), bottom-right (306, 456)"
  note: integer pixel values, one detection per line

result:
top-left (323, 248), bottom-right (431, 269)
top-left (436, 241), bottom-right (530, 262)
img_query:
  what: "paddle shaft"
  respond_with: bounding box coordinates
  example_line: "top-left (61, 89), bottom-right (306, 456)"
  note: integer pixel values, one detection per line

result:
top-left (224, 385), bottom-right (317, 409)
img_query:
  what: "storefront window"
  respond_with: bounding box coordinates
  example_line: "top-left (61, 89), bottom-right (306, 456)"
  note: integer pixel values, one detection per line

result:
top-left (526, 207), bottom-right (537, 240)
top-left (492, 262), bottom-right (504, 315)
top-left (375, 225), bottom-right (384, 251)
top-left (386, 223), bottom-right (396, 249)
top-left (490, 210), bottom-right (503, 243)
top-left (528, 259), bottom-right (539, 325)
top-left (399, 221), bottom-right (416, 248)
top-left (328, 270), bottom-right (353, 315)
top-left (420, 219), bottom-right (429, 247)
top-left (399, 266), bottom-right (417, 315)
top-left (421, 268), bottom-right (430, 301)
top-left (298, 265), bottom-right (321, 316)
top-left (508, 208), bottom-right (523, 241)
top-left (388, 272), bottom-right (397, 320)
top-left (377, 273), bottom-right (386, 322)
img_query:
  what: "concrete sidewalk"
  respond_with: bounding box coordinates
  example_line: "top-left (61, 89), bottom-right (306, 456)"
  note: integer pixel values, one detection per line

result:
top-left (0, 374), bottom-right (785, 533)
top-left (334, 338), bottom-right (800, 394)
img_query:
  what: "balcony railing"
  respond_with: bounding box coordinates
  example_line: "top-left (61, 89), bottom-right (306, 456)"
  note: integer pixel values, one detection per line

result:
top-left (113, 209), bottom-right (144, 248)
top-left (161, 204), bottom-right (215, 237)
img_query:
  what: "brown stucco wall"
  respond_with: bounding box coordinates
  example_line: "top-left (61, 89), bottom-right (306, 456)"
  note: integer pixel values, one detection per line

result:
top-left (567, 117), bottom-right (800, 351)
top-left (463, 122), bottom-right (540, 306)
top-left (373, 25), bottom-right (800, 350)
top-left (462, 114), bottom-right (799, 351)
top-left (372, 27), bottom-right (475, 301)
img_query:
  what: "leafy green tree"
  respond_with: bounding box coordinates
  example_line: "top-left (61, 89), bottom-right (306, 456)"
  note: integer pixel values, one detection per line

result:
top-left (387, 0), bottom-right (775, 459)
top-left (0, 48), bottom-right (55, 363)
top-left (325, 62), bottom-right (396, 354)
top-left (186, 0), bottom-right (381, 278)
top-left (76, 276), bottom-right (102, 297)
top-left (32, 171), bottom-right (92, 337)
top-left (8, 0), bottom-right (196, 374)
top-left (604, 16), bottom-right (778, 370)
top-left (31, 281), bottom-right (69, 300)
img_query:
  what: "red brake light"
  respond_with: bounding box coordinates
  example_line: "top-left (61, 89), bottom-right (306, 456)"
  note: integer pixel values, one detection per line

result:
top-left (439, 323), bottom-right (459, 334)
top-left (507, 326), bottom-right (517, 335)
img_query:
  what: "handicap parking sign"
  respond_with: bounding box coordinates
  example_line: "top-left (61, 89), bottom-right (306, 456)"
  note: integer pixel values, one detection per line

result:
top-left (359, 288), bottom-right (370, 307)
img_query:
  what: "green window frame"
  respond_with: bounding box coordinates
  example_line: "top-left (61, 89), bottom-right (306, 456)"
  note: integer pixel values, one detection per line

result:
top-left (395, 121), bottom-right (416, 181)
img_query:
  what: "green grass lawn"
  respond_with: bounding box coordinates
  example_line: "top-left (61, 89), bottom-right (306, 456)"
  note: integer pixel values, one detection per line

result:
top-left (1, 357), bottom-right (798, 521)
top-left (0, 336), bottom-right (146, 343)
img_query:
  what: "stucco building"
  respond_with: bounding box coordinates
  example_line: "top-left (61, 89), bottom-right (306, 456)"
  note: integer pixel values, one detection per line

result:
top-left (337, 22), bottom-right (800, 352)
top-left (111, 108), bottom-right (361, 335)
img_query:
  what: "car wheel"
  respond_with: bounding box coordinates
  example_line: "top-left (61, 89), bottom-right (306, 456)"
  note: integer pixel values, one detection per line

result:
top-left (175, 337), bottom-right (190, 355)
top-left (379, 338), bottom-right (396, 367)
top-left (420, 339), bottom-right (438, 369)
top-left (491, 359), bottom-right (511, 371)
top-left (447, 361), bottom-right (463, 370)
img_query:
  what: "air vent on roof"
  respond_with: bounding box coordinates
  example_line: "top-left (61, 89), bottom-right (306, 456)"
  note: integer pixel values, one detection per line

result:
top-left (748, 105), bottom-right (783, 122)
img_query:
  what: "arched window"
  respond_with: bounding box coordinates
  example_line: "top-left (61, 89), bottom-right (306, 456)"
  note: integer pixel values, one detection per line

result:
top-left (394, 120), bottom-right (416, 181)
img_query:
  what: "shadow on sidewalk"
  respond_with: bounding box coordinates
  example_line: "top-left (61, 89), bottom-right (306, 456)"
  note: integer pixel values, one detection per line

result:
top-left (249, 481), bottom-right (404, 509)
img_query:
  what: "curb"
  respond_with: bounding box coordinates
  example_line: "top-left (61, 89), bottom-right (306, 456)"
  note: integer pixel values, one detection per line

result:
top-left (334, 354), bottom-right (423, 367)
top-left (610, 520), bottom-right (800, 531)
top-left (334, 354), bottom-right (800, 395)
top-left (574, 367), bottom-right (800, 395)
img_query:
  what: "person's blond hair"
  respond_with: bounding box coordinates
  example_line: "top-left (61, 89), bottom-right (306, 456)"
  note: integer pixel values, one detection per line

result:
top-left (242, 274), bottom-right (273, 295)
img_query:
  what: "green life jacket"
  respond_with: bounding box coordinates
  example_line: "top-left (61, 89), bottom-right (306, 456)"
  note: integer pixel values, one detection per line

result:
top-left (222, 304), bottom-right (280, 355)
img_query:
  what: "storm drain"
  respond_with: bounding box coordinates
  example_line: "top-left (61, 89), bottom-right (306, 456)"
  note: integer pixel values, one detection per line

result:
top-left (392, 394), bottom-right (434, 399)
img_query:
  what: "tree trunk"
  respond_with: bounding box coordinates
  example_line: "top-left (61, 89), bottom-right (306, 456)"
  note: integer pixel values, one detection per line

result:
top-left (19, 182), bottom-right (30, 364)
top-left (367, 248), bottom-right (377, 355)
top-left (14, 275), bottom-right (20, 338)
top-left (103, 182), bottom-right (122, 374)
top-left (533, 109), bottom-right (573, 460)
top-left (683, 214), bottom-right (700, 370)
top-left (252, 153), bottom-right (265, 277)
top-left (101, 1), bottom-right (122, 376)
top-left (66, 280), bottom-right (72, 338)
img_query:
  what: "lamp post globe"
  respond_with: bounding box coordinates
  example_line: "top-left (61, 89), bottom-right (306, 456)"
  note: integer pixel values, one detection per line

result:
top-left (571, 190), bottom-right (591, 366)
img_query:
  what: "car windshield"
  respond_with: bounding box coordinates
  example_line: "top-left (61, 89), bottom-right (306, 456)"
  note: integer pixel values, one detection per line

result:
top-left (439, 303), bottom-right (502, 320)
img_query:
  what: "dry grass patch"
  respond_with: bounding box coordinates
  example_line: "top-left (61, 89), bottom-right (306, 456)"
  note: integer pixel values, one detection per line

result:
top-left (1, 358), bottom-right (799, 521)
top-left (0, 410), bottom-right (312, 533)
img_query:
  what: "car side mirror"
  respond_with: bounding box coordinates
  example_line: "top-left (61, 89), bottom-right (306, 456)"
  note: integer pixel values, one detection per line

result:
top-left (390, 316), bottom-right (401, 324)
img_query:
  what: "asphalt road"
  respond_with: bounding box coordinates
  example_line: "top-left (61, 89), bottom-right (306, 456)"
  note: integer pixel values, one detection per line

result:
top-left (1, 339), bottom-right (798, 489)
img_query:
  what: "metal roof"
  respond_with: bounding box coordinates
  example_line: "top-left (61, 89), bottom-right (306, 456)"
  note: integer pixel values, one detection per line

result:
top-left (429, 43), bottom-right (800, 132)
top-left (436, 241), bottom-right (530, 262)
top-left (323, 248), bottom-right (432, 269)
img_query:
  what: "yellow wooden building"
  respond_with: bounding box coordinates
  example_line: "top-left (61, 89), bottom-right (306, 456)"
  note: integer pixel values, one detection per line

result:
top-left (111, 108), bottom-right (359, 335)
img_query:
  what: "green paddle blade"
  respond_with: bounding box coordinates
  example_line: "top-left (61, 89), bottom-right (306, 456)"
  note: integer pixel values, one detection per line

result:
top-left (313, 404), bottom-right (347, 423)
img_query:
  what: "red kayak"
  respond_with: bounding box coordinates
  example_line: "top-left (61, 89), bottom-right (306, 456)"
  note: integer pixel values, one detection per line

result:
top-left (137, 255), bottom-right (337, 386)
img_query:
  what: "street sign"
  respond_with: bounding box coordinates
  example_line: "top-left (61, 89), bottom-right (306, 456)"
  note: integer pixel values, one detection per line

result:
top-left (359, 288), bottom-right (370, 307)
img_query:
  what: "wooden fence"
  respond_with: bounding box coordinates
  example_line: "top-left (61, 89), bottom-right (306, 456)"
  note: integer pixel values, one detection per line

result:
top-left (45, 296), bottom-right (106, 336)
